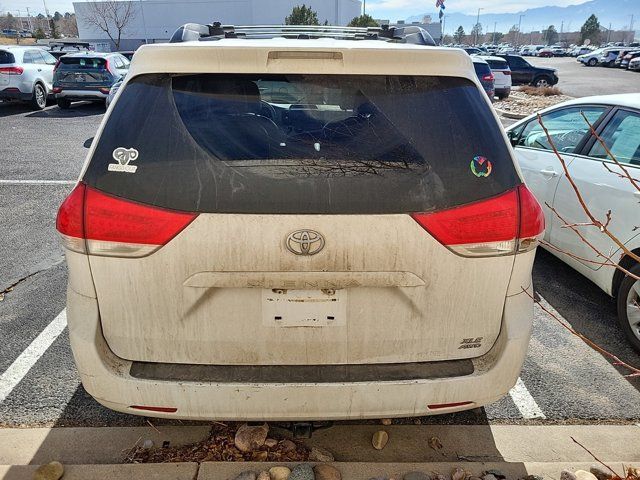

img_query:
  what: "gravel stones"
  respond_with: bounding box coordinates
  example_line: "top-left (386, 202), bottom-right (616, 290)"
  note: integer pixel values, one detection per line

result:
top-left (289, 463), bottom-right (315, 480)
top-left (404, 472), bottom-right (431, 480)
top-left (575, 471), bottom-right (599, 480)
top-left (561, 470), bottom-right (578, 480)
top-left (234, 471), bottom-right (257, 480)
top-left (33, 462), bottom-right (64, 480)
top-left (314, 464), bottom-right (342, 480)
top-left (372, 430), bottom-right (389, 450)
top-left (234, 423), bottom-right (269, 453)
top-left (309, 446), bottom-right (335, 462)
top-left (269, 466), bottom-right (292, 480)
top-left (589, 466), bottom-right (613, 480)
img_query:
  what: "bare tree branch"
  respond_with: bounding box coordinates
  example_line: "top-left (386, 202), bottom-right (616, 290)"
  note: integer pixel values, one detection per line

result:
top-left (82, 0), bottom-right (137, 50)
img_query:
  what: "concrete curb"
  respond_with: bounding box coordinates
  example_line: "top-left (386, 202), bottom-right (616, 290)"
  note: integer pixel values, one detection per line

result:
top-left (2, 462), bottom-right (639, 480)
top-left (494, 108), bottom-right (528, 120)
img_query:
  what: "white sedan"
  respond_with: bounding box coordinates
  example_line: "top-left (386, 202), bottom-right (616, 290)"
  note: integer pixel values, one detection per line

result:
top-left (506, 94), bottom-right (640, 351)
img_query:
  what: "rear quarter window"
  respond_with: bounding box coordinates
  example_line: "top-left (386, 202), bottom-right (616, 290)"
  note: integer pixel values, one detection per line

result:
top-left (0, 51), bottom-right (15, 64)
top-left (83, 73), bottom-right (520, 214)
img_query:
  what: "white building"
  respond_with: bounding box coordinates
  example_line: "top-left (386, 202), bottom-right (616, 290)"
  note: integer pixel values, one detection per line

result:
top-left (73, 0), bottom-right (362, 51)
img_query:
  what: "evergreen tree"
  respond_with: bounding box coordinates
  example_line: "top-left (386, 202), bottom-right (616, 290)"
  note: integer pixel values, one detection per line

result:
top-left (285, 5), bottom-right (320, 25)
top-left (347, 14), bottom-right (378, 28)
top-left (580, 14), bottom-right (601, 44)
top-left (543, 25), bottom-right (559, 45)
top-left (453, 25), bottom-right (465, 44)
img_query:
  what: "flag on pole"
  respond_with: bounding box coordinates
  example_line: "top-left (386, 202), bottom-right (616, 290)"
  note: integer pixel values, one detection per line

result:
top-left (436, 0), bottom-right (445, 7)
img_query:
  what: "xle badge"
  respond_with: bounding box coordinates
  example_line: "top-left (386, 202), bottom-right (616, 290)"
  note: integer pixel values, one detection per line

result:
top-left (108, 147), bottom-right (139, 173)
top-left (458, 337), bottom-right (483, 349)
top-left (470, 155), bottom-right (492, 178)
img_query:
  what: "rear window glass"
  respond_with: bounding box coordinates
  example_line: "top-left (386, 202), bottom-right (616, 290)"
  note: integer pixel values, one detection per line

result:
top-left (473, 63), bottom-right (491, 76)
top-left (83, 73), bottom-right (519, 214)
top-left (59, 57), bottom-right (107, 69)
top-left (0, 51), bottom-right (15, 64)
top-left (485, 59), bottom-right (508, 69)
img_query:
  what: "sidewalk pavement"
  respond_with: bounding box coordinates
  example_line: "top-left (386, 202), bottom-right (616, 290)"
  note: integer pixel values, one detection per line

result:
top-left (1, 424), bottom-right (639, 479)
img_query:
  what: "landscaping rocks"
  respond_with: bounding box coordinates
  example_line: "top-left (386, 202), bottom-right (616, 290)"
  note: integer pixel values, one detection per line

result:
top-left (309, 446), bottom-right (335, 462)
top-left (575, 471), bottom-right (599, 480)
top-left (257, 471), bottom-right (271, 480)
top-left (561, 470), bottom-right (578, 480)
top-left (235, 423), bottom-right (270, 453)
top-left (381, 418), bottom-right (392, 426)
top-left (372, 430), bottom-right (389, 450)
top-left (280, 439), bottom-right (297, 453)
top-left (33, 461), bottom-right (64, 480)
top-left (494, 89), bottom-right (572, 118)
top-left (484, 470), bottom-right (506, 480)
top-left (590, 466), bottom-right (613, 480)
top-left (314, 463), bottom-right (342, 480)
top-left (269, 466), bottom-right (292, 480)
top-left (404, 472), bottom-right (431, 480)
top-left (234, 471), bottom-right (257, 480)
top-left (452, 467), bottom-right (467, 480)
top-left (289, 463), bottom-right (315, 480)
top-left (264, 438), bottom-right (279, 448)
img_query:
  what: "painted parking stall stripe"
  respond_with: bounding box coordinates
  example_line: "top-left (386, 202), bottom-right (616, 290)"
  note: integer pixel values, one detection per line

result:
top-left (509, 377), bottom-right (546, 419)
top-left (0, 310), bottom-right (67, 404)
top-left (0, 180), bottom-right (75, 185)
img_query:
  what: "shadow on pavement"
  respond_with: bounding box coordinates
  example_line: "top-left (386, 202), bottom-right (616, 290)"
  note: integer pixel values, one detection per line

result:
top-left (27, 102), bottom-right (104, 119)
top-left (532, 248), bottom-right (640, 390)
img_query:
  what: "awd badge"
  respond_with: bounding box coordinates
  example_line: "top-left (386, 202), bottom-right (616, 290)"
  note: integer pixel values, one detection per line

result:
top-left (108, 147), bottom-right (139, 173)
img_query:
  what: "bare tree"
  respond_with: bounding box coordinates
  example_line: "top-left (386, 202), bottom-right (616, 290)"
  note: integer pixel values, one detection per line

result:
top-left (82, 0), bottom-right (136, 50)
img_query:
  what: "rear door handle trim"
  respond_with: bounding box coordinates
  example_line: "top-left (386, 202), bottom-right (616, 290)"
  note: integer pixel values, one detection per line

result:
top-left (540, 169), bottom-right (559, 178)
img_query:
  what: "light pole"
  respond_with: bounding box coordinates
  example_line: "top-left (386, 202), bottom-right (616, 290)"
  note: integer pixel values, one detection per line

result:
top-left (139, 0), bottom-right (148, 44)
top-left (474, 7), bottom-right (483, 45)
top-left (493, 21), bottom-right (497, 44)
top-left (517, 14), bottom-right (525, 46)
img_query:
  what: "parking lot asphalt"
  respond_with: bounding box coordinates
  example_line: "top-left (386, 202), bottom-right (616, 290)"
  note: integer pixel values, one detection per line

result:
top-left (1, 96), bottom-right (640, 428)
top-left (531, 57), bottom-right (640, 98)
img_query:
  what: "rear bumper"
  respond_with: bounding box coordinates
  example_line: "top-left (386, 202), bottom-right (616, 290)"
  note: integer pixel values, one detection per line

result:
top-left (495, 86), bottom-right (511, 96)
top-left (66, 285), bottom-right (533, 421)
top-left (56, 89), bottom-right (108, 101)
top-left (0, 88), bottom-right (31, 101)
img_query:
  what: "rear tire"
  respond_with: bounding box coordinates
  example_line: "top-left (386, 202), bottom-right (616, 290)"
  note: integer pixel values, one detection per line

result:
top-left (30, 83), bottom-right (47, 110)
top-left (616, 263), bottom-right (640, 353)
top-left (588, 58), bottom-right (598, 66)
top-left (57, 98), bottom-right (71, 109)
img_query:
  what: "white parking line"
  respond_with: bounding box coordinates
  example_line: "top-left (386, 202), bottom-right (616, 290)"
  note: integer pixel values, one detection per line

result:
top-left (0, 180), bottom-right (75, 185)
top-left (0, 310), bottom-right (67, 404)
top-left (509, 377), bottom-right (546, 419)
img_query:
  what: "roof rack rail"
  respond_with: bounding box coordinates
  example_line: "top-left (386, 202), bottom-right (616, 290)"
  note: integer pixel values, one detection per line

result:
top-left (169, 22), bottom-right (435, 46)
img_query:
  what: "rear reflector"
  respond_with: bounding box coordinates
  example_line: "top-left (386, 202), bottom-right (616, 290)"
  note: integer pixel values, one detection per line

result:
top-left (503, 70), bottom-right (512, 75)
top-left (412, 185), bottom-right (544, 257)
top-left (99, 87), bottom-right (110, 94)
top-left (428, 401), bottom-right (474, 410)
top-left (130, 405), bottom-right (178, 413)
top-left (52, 87), bottom-right (62, 94)
top-left (56, 183), bottom-right (198, 257)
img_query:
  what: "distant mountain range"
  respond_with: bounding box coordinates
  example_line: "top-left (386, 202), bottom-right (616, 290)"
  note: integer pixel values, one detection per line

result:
top-left (405, 0), bottom-right (639, 35)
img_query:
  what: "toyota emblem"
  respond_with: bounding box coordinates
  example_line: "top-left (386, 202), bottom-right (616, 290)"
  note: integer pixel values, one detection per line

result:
top-left (285, 229), bottom-right (325, 256)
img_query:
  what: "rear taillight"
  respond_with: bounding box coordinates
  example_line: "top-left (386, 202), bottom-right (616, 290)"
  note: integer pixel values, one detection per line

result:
top-left (52, 87), bottom-right (62, 94)
top-left (411, 185), bottom-right (544, 257)
top-left (99, 87), bottom-right (110, 94)
top-left (482, 73), bottom-right (494, 82)
top-left (0, 66), bottom-right (24, 75)
top-left (56, 183), bottom-right (198, 257)
top-left (53, 59), bottom-right (60, 71)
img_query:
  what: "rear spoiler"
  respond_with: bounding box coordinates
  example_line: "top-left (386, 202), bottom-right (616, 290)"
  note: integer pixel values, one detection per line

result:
top-left (169, 22), bottom-right (436, 46)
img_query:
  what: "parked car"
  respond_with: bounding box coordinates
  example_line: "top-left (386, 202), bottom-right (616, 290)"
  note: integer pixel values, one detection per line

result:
top-left (577, 48), bottom-right (605, 66)
top-left (496, 54), bottom-right (559, 87)
top-left (463, 47), bottom-right (485, 55)
top-left (550, 46), bottom-right (566, 57)
top-left (471, 56), bottom-right (495, 100)
top-left (117, 50), bottom-right (136, 61)
top-left (570, 46), bottom-right (593, 57)
top-left (55, 23), bottom-right (544, 421)
top-left (52, 52), bottom-right (130, 108)
top-left (105, 76), bottom-right (123, 108)
top-left (537, 48), bottom-right (554, 58)
top-left (506, 94), bottom-right (640, 351)
top-left (598, 48), bottom-right (630, 67)
top-left (519, 46), bottom-right (535, 56)
top-left (0, 46), bottom-right (57, 110)
top-left (629, 57), bottom-right (640, 71)
top-left (618, 50), bottom-right (640, 69)
top-left (479, 55), bottom-right (512, 99)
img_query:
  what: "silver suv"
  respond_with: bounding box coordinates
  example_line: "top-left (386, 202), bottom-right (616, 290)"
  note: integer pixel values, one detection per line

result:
top-left (57, 24), bottom-right (544, 421)
top-left (0, 46), bottom-right (57, 110)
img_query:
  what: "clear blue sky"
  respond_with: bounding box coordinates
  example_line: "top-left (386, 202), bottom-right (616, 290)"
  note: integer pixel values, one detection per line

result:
top-left (3, 0), bottom-right (594, 20)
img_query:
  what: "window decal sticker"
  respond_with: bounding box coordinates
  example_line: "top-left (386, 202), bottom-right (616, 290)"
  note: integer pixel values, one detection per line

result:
top-left (108, 147), bottom-right (139, 173)
top-left (470, 155), bottom-right (492, 178)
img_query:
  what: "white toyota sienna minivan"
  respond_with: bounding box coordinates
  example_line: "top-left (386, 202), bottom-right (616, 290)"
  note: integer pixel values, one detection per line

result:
top-left (56, 24), bottom-right (544, 421)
